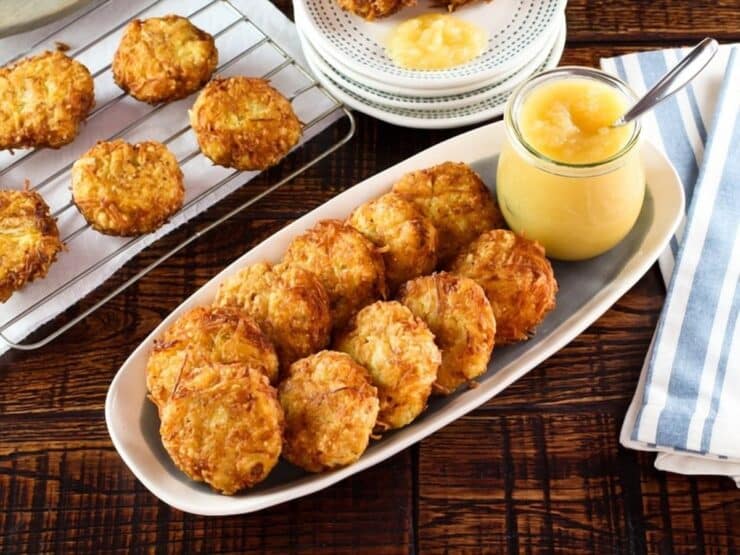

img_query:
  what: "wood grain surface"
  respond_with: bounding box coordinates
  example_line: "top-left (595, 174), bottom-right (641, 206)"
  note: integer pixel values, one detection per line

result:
top-left (2, 1), bottom-right (740, 553)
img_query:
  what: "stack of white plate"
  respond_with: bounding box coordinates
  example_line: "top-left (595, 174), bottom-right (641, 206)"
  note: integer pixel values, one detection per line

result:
top-left (294, 0), bottom-right (567, 129)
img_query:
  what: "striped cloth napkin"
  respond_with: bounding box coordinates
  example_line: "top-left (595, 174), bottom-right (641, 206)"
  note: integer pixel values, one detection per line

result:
top-left (601, 45), bottom-right (740, 485)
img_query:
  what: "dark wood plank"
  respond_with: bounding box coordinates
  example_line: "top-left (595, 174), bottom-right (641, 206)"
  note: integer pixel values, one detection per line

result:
top-left (2, 1), bottom-right (740, 553)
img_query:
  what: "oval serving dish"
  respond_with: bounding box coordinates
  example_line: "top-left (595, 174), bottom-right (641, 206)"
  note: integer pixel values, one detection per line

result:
top-left (106, 120), bottom-right (684, 516)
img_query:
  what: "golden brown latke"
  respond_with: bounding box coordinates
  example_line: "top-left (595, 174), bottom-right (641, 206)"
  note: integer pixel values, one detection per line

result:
top-left (392, 162), bottom-right (505, 264)
top-left (279, 351), bottom-right (379, 472)
top-left (335, 301), bottom-right (440, 430)
top-left (0, 189), bottom-right (63, 302)
top-left (448, 229), bottom-right (557, 344)
top-left (398, 272), bottom-right (495, 394)
top-left (160, 364), bottom-right (284, 494)
top-left (0, 51), bottom-right (94, 150)
top-left (283, 219), bottom-right (388, 330)
top-left (214, 261), bottom-right (332, 373)
top-left (347, 192), bottom-right (438, 292)
top-left (113, 15), bottom-right (218, 104)
top-left (71, 140), bottom-right (184, 236)
top-left (146, 305), bottom-right (279, 411)
top-left (336, 0), bottom-right (416, 19)
top-left (189, 77), bottom-right (301, 171)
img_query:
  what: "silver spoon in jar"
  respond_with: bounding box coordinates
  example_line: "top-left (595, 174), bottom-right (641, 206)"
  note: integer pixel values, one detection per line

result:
top-left (611, 37), bottom-right (719, 127)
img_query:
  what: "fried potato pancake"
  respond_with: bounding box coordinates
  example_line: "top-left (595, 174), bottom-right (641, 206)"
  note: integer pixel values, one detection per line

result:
top-left (146, 306), bottom-right (278, 411)
top-left (0, 190), bottom-right (63, 302)
top-left (279, 351), bottom-right (379, 472)
top-left (335, 301), bottom-right (440, 430)
top-left (336, 0), bottom-right (416, 19)
top-left (392, 161), bottom-right (504, 264)
top-left (0, 51), bottom-right (94, 150)
top-left (189, 77), bottom-right (301, 171)
top-left (71, 140), bottom-right (184, 236)
top-left (347, 192), bottom-right (437, 292)
top-left (214, 261), bottom-right (332, 373)
top-left (160, 364), bottom-right (284, 494)
top-left (398, 272), bottom-right (495, 394)
top-left (283, 219), bottom-right (388, 330)
top-left (449, 229), bottom-right (557, 343)
top-left (113, 15), bottom-right (218, 104)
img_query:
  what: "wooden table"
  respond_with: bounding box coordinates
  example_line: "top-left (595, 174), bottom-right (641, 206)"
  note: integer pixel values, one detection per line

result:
top-left (2, 1), bottom-right (740, 553)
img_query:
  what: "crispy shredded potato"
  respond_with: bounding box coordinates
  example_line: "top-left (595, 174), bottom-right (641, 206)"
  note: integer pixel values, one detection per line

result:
top-left (347, 192), bottom-right (438, 292)
top-left (448, 229), bottom-right (557, 343)
top-left (335, 301), bottom-right (440, 430)
top-left (283, 219), bottom-right (388, 330)
top-left (279, 351), bottom-right (379, 472)
top-left (189, 77), bottom-right (301, 171)
top-left (336, 0), bottom-right (416, 19)
top-left (160, 363), bottom-right (284, 494)
top-left (71, 140), bottom-right (184, 236)
top-left (0, 51), bottom-right (94, 150)
top-left (0, 190), bottom-right (63, 302)
top-left (214, 262), bottom-right (332, 373)
top-left (398, 272), bottom-right (495, 394)
top-left (146, 306), bottom-right (279, 412)
top-left (392, 162), bottom-right (504, 264)
top-left (113, 15), bottom-right (218, 104)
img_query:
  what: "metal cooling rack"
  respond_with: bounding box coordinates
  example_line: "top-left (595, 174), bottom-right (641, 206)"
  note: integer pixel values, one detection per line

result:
top-left (0, 0), bottom-right (355, 350)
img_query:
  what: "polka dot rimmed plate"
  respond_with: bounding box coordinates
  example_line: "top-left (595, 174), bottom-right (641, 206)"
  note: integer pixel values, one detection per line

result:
top-left (299, 12), bottom-right (564, 111)
top-left (300, 14), bottom-right (566, 129)
top-left (294, 0), bottom-right (567, 90)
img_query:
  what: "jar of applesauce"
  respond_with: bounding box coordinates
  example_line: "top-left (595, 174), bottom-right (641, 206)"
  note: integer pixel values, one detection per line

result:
top-left (496, 67), bottom-right (645, 260)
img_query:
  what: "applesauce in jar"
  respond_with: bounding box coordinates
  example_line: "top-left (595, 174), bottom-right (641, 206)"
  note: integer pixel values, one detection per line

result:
top-left (496, 67), bottom-right (645, 260)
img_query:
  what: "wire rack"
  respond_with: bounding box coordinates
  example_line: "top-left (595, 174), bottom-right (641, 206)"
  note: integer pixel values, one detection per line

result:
top-left (0, 0), bottom-right (355, 350)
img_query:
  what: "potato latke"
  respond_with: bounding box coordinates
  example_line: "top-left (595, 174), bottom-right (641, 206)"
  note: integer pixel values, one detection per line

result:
top-left (214, 262), bottom-right (332, 373)
top-left (279, 351), bottom-right (379, 472)
top-left (71, 140), bottom-right (184, 236)
top-left (0, 51), bottom-right (94, 150)
top-left (283, 219), bottom-right (388, 330)
top-left (335, 301), bottom-right (440, 430)
top-left (189, 77), bottom-right (301, 171)
top-left (0, 189), bottom-right (63, 302)
top-left (448, 229), bottom-right (557, 343)
top-left (160, 363), bottom-right (284, 494)
top-left (392, 162), bottom-right (504, 264)
top-left (113, 15), bottom-right (218, 104)
top-left (347, 192), bottom-right (438, 292)
top-left (146, 306), bottom-right (278, 411)
top-left (398, 272), bottom-right (495, 394)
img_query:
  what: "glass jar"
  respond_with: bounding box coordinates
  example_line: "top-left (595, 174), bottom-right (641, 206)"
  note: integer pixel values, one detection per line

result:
top-left (496, 67), bottom-right (645, 261)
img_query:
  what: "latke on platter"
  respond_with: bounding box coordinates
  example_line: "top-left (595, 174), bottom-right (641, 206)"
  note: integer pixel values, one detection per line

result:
top-left (398, 272), bottom-right (495, 394)
top-left (279, 351), bottom-right (379, 472)
top-left (448, 229), bottom-right (557, 343)
top-left (335, 301), bottom-right (440, 430)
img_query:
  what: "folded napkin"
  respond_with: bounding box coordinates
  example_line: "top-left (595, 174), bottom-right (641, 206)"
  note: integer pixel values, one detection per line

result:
top-left (601, 45), bottom-right (740, 485)
top-left (0, 0), bottom-right (341, 354)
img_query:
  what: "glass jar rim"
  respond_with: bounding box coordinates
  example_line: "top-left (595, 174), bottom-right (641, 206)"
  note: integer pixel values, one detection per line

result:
top-left (504, 66), bottom-right (642, 176)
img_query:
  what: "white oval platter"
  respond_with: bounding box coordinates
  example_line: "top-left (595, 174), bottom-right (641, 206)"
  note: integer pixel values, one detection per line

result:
top-left (106, 120), bottom-right (684, 516)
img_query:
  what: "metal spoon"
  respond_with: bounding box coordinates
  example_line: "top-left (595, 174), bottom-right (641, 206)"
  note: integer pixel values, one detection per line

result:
top-left (612, 37), bottom-right (719, 127)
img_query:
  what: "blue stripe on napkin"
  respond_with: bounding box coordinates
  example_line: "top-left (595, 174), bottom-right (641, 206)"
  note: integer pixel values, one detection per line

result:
top-left (634, 47), bottom-right (740, 457)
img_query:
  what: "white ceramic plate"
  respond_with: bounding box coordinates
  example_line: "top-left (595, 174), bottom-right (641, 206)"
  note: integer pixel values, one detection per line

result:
top-left (300, 21), bottom-right (565, 129)
top-left (295, 0), bottom-right (566, 89)
top-left (293, 0), bottom-right (533, 99)
top-left (106, 120), bottom-right (684, 516)
top-left (299, 12), bottom-right (564, 110)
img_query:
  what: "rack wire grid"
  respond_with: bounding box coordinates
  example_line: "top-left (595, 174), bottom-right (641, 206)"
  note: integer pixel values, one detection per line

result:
top-left (0, 0), bottom-right (355, 351)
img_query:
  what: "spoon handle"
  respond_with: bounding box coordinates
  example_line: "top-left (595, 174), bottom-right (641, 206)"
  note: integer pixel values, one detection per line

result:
top-left (615, 37), bottom-right (719, 126)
